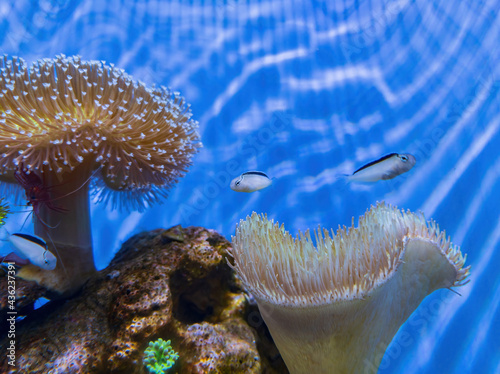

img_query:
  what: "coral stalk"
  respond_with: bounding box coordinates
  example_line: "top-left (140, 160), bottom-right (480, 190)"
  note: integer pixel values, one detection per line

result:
top-left (17, 162), bottom-right (95, 293)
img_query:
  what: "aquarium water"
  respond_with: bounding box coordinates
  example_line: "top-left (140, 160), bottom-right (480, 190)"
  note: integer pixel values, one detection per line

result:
top-left (1, 0), bottom-right (499, 373)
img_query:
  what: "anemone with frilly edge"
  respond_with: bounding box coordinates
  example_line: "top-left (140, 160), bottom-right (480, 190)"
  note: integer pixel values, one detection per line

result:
top-left (230, 202), bottom-right (470, 374)
top-left (0, 55), bottom-right (201, 294)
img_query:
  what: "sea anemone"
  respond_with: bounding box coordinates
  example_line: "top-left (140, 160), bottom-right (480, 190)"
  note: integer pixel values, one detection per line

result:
top-left (230, 202), bottom-right (470, 374)
top-left (0, 55), bottom-right (201, 294)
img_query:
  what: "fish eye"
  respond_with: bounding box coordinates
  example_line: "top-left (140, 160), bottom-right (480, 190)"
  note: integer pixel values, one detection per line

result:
top-left (400, 155), bottom-right (408, 162)
top-left (235, 180), bottom-right (240, 186)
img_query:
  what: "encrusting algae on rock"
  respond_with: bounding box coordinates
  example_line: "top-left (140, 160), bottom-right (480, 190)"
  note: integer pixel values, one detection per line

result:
top-left (0, 225), bottom-right (287, 373)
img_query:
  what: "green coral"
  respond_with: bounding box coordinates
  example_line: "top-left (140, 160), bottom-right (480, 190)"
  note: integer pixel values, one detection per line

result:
top-left (143, 338), bottom-right (179, 374)
top-left (0, 198), bottom-right (9, 226)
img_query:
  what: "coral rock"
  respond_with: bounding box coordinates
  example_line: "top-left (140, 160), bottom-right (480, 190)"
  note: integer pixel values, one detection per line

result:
top-left (0, 226), bottom-right (285, 373)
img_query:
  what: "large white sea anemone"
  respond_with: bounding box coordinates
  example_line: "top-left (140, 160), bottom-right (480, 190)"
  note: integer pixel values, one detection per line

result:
top-left (230, 202), bottom-right (470, 374)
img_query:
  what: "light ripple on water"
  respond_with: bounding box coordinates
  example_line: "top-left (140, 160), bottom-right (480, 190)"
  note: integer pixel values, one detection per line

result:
top-left (0, 0), bottom-right (498, 372)
top-left (422, 113), bottom-right (500, 216)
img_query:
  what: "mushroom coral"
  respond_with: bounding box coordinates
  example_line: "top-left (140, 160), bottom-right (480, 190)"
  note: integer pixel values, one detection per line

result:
top-left (0, 55), bottom-right (201, 294)
top-left (230, 203), bottom-right (470, 374)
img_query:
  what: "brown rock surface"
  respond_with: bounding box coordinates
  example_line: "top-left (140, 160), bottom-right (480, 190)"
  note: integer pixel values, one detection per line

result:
top-left (0, 226), bottom-right (288, 373)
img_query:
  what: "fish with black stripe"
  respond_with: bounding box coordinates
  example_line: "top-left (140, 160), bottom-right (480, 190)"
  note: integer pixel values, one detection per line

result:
top-left (345, 153), bottom-right (416, 183)
top-left (230, 171), bottom-right (273, 192)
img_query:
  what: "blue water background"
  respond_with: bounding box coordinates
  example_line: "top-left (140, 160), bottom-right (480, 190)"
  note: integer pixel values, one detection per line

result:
top-left (1, 0), bottom-right (499, 373)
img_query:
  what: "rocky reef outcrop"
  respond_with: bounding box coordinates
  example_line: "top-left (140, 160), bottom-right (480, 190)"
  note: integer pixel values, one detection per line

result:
top-left (0, 226), bottom-right (288, 373)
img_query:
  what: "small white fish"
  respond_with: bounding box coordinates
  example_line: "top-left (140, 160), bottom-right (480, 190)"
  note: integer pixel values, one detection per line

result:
top-left (5, 233), bottom-right (57, 270)
top-left (230, 171), bottom-right (272, 192)
top-left (346, 153), bottom-right (416, 183)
